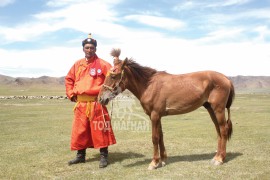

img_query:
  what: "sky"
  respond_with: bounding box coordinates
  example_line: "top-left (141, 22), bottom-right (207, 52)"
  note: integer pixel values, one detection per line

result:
top-left (0, 0), bottom-right (270, 77)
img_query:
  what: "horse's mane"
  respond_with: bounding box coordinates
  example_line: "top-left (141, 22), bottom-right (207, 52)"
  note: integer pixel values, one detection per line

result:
top-left (110, 48), bottom-right (158, 86)
top-left (125, 58), bottom-right (157, 86)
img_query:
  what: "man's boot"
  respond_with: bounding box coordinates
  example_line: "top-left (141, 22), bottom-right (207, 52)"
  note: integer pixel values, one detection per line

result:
top-left (68, 149), bottom-right (86, 165)
top-left (99, 147), bottom-right (108, 168)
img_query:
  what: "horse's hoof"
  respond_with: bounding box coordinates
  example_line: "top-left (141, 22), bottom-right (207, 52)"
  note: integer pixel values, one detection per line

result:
top-left (161, 161), bottom-right (166, 167)
top-left (148, 161), bottom-right (160, 170)
top-left (210, 158), bottom-right (223, 166)
top-left (148, 165), bottom-right (156, 170)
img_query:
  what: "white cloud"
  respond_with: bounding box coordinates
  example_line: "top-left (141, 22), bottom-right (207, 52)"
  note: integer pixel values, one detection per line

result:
top-left (173, 1), bottom-right (199, 11)
top-left (124, 15), bottom-right (185, 30)
top-left (173, 0), bottom-right (252, 11)
top-left (0, 22), bottom-right (64, 43)
top-left (0, 1), bottom-right (119, 43)
top-left (236, 8), bottom-right (270, 19)
top-left (0, 0), bottom-right (15, 7)
top-left (96, 34), bottom-right (270, 76)
top-left (0, 47), bottom-right (82, 77)
top-left (1, 32), bottom-right (270, 77)
top-left (206, 0), bottom-right (252, 7)
top-left (223, 0), bottom-right (252, 6)
top-left (46, 0), bottom-right (87, 7)
top-left (207, 8), bottom-right (270, 23)
top-left (197, 28), bottom-right (246, 43)
top-left (46, 0), bottom-right (122, 7)
top-left (0, 0), bottom-right (269, 77)
top-left (254, 26), bottom-right (270, 42)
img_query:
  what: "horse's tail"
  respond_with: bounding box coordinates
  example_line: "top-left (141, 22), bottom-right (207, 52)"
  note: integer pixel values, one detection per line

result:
top-left (226, 81), bottom-right (235, 140)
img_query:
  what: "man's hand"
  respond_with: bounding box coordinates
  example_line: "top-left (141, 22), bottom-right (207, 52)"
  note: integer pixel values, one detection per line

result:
top-left (71, 95), bottom-right (77, 102)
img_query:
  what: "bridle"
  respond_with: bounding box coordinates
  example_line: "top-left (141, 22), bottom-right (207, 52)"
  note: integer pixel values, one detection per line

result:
top-left (102, 70), bottom-right (125, 92)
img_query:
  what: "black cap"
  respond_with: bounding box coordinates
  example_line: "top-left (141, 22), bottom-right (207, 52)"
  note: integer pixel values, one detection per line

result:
top-left (82, 33), bottom-right (97, 47)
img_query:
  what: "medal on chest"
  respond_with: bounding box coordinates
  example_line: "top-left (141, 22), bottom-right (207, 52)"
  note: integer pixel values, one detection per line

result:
top-left (89, 59), bottom-right (102, 77)
top-left (90, 68), bottom-right (96, 76)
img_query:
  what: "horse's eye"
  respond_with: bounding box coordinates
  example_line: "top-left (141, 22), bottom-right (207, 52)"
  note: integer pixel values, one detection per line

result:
top-left (110, 75), bottom-right (116, 80)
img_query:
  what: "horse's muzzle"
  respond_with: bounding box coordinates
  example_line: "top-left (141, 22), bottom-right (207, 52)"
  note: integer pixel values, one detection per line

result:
top-left (99, 96), bottom-right (109, 105)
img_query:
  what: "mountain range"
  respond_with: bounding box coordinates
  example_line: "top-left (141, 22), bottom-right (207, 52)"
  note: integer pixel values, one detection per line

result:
top-left (0, 74), bottom-right (270, 93)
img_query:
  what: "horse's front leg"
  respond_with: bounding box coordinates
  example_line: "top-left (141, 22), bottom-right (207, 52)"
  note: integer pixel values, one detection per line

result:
top-left (148, 112), bottom-right (161, 170)
top-left (159, 123), bottom-right (167, 167)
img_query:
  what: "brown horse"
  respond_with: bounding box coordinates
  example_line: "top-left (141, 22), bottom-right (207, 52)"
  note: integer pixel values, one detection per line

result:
top-left (98, 48), bottom-right (234, 170)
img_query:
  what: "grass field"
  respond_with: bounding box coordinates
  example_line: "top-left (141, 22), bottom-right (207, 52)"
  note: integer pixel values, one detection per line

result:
top-left (0, 87), bottom-right (269, 179)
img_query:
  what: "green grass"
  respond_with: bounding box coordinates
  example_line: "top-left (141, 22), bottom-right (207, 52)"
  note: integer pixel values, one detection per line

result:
top-left (0, 85), bottom-right (65, 96)
top-left (0, 92), bottom-right (269, 179)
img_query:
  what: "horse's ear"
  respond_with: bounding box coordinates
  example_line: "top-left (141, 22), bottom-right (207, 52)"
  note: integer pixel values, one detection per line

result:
top-left (121, 58), bottom-right (128, 70)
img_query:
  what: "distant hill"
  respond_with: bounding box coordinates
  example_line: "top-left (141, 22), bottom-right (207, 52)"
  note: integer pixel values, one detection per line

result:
top-left (0, 75), bottom-right (65, 86)
top-left (0, 74), bottom-right (270, 93)
top-left (229, 76), bottom-right (270, 90)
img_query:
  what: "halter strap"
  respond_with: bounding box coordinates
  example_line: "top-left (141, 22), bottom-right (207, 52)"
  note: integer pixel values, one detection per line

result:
top-left (102, 70), bottom-right (125, 91)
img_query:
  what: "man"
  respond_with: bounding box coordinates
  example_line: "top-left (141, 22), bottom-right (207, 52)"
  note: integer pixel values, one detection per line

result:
top-left (65, 34), bottom-right (116, 168)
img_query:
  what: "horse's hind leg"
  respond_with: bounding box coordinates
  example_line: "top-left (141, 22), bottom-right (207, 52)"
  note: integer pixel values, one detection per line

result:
top-left (205, 103), bottom-right (228, 165)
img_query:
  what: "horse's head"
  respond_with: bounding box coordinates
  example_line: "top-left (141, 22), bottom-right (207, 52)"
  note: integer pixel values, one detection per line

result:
top-left (98, 48), bottom-right (128, 105)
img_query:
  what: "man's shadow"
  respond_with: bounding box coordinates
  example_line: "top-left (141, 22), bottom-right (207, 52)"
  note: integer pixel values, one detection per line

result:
top-left (86, 151), bottom-right (145, 164)
top-left (87, 151), bottom-right (243, 167)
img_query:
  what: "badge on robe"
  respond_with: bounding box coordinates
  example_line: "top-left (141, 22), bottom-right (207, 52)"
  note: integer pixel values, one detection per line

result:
top-left (90, 68), bottom-right (96, 76)
top-left (89, 59), bottom-right (103, 77)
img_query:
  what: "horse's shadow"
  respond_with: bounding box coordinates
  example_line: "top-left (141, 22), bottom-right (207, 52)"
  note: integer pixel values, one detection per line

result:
top-left (91, 151), bottom-right (243, 167)
top-left (167, 152), bottom-right (243, 164)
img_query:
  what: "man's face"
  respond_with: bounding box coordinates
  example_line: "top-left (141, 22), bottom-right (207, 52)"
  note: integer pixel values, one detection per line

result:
top-left (83, 44), bottom-right (96, 58)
